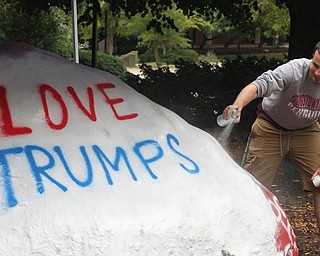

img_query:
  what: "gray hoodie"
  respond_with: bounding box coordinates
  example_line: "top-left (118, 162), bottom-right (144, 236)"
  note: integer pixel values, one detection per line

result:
top-left (252, 58), bottom-right (320, 130)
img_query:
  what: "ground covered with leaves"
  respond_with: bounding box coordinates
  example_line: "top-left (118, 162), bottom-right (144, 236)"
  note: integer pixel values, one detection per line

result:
top-left (214, 128), bottom-right (319, 256)
top-left (272, 161), bottom-right (319, 255)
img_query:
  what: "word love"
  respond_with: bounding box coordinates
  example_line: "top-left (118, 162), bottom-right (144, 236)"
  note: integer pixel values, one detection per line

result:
top-left (0, 83), bottom-right (138, 137)
top-left (1, 134), bottom-right (200, 209)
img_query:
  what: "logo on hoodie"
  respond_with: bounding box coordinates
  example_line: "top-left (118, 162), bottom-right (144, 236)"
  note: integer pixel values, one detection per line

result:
top-left (288, 94), bottom-right (320, 119)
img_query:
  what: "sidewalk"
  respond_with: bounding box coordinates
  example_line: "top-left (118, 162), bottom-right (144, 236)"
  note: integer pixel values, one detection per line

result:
top-left (126, 64), bottom-right (177, 76)
top-left (126, 66), bottom-right (141, 75)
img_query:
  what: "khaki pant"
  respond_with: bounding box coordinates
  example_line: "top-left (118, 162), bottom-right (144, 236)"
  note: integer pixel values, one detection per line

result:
top-left (244, 118), bottom-right (320, 191)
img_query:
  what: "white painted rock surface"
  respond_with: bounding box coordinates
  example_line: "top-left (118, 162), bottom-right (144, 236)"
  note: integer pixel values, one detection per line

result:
top-left (0, 42), bottom-right (298, 256)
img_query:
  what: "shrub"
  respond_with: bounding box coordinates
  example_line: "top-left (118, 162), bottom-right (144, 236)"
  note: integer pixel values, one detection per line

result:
top-left (0, 6), bottom-right (73, 60)
top-left (125, 56), bottom-right (287, 132)
top-left (139, 48), bottom-right (199, 64)
top-left (79, 50), bottom-right (127, 80)
top-left (162, 48), bottom-right (199, 64)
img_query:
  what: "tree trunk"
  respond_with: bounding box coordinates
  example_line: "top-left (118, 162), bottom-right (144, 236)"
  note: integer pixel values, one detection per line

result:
top-left (106, 13), bottom-right (117, 55)
top-left (286, 0), bottom-right (320, 59)
top-left (107, 27), bottom-right (115, 55)
top-left (153, 41), bottom-right (161, 68)
top-left (104, 9), bottom-right (108, 54)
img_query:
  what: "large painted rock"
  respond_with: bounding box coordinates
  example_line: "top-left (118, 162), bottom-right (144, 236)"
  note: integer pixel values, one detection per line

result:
top-left (0, 42), bottom-right (298, 256)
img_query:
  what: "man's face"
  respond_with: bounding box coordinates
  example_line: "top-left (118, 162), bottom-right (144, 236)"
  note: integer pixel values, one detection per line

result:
top-left (310, 50), bottom-right (320, 83)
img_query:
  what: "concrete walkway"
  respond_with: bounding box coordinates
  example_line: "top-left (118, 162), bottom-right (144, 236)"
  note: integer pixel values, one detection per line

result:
top-left (126, 66), bottom-right (141, 75)
top-left (126, 65), bottom-right (176, 75)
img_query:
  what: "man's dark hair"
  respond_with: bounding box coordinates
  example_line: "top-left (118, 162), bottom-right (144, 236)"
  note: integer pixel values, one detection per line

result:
top-left (313, 41), bottom-right (320, 54)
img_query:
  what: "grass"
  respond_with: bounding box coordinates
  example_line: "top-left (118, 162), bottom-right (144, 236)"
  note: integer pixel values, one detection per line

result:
top-left (200, 52), bottom-right (288, 62)
top-left (137, 52), bottom-right (287, 68)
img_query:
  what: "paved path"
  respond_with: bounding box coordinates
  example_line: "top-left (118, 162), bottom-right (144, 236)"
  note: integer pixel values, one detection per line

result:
top-left (126, 65), bottom-right (177, 76)
top-left (126, 66), bottom-right (141, 75)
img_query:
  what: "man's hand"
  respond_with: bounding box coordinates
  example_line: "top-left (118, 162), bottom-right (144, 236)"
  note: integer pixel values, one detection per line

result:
top-left (222, 105), bottom-right (241, 123)
top-left (312, 167), bottom-right (320, 180)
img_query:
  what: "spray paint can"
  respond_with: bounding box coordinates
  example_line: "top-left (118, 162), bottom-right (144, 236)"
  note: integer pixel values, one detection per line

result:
top-left (217, 109), bottom-right (239, 127)
top-left (312, 175), bottom-right (320, 188)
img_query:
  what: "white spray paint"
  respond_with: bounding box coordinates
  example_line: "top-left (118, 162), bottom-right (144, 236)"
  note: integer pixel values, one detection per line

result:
top-left (0, 42), bottom-right (298, 256)
top-left (216, 122), bottom-right (235, 148)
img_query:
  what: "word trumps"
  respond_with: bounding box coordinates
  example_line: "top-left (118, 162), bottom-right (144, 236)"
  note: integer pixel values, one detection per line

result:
top-left (0, 133), bottom-right (200, 209)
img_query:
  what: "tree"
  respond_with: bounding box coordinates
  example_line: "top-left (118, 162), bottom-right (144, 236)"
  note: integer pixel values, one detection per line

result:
top-left (110, 0), bottom-right (258, 58)
top-left (252, 0), bottom-right (290, 47)
top-left (187, 11), bottom-right (234, 49)
top-left (103, 9), bottom-right (118, 55)
top-left (8, 0), bottom-right (320, 60)
top-left (118, 7), bottom-right (191, 67)
top-left (109, 0), bottom-right (256, 34)
top-left (4, 0), bottom-right (71, 12)
top-left (277, 0), bottom-right (320, 59)
top-left (5, 0), bottom-right (257, 60)
top-left (0, 3), bottom-right (73, 59)
top-left (110, 0), bottom-right (320, 59)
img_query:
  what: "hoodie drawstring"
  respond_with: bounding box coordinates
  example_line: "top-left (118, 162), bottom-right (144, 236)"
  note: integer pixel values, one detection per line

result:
top-left (279, 129), bottom-right (291, 156)
top-left (280, 130), bottom-right (283, 156)
top-left (287, 130), bottom-right (291, 152)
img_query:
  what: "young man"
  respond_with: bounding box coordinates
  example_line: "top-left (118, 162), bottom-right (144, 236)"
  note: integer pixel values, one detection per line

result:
top-left (221, 41), bottom-right (320, 231)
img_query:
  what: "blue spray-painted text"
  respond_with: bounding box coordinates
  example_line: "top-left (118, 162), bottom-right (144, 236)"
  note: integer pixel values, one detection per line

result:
top-left (0, 133), bottom-right (199, 208)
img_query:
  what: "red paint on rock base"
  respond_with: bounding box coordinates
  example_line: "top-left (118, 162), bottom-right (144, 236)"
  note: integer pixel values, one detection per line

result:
top-left (260, 183), bottom-right (299, 256)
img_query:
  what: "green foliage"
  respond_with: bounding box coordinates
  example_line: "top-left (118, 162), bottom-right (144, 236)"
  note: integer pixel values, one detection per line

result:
top-left (4, 0), bottom-right (75, 13)
top-left (251, 0), bottom-right (290, 44)
top-left (216, 55), bottom-right (285, 91)
top-left (116, 36), bottom-right (141, 55)
top-left (109, 0), bottom-right (257, 35)
top-left (79, 49), bottom-right (127, 80)
top-left (139, 48), bottom-right (199, 64)
top-left (118, 5), bottom-right (192, 66)
top-left (125, 56), bottom-right (287, 131)
top-left (162, 49), bottom-right (199, 64)
top-left (0, 5), bottom-right (73, 59)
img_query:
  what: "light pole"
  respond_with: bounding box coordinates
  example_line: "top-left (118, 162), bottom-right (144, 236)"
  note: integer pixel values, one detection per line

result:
top-left (71, 0), bottom-right (79, 63)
